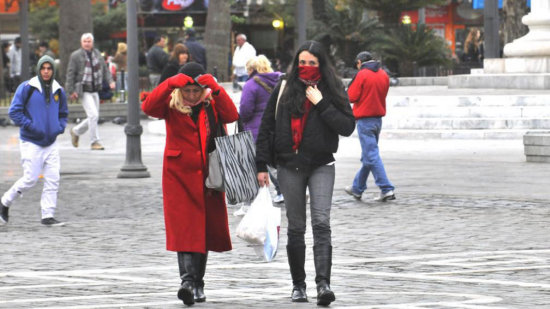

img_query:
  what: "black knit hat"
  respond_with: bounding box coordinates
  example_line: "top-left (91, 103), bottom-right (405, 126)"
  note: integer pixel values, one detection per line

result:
top-left (178, 62), bottom-right (205, 80)
top-left (355, 51), bottom-right (373, 63)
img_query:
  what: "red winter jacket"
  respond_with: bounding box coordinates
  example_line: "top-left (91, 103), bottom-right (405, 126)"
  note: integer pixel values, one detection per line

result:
top-left (347, 64), bottom-right (389, 119)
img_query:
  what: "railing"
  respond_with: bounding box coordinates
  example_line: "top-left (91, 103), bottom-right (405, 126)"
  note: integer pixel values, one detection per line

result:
top-left (0, 77), bottom-right (153, 108)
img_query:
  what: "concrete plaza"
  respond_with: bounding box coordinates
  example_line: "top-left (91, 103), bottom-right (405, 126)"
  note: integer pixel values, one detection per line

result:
top-left (0, 117), bottom-right (549, 308)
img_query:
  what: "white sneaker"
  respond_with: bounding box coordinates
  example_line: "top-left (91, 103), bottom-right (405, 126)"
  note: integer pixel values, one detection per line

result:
top-left (233, 205), bottom-right (249, 216)
top-left (374, 190), bottom-right (396, 202)
top-left (273, 194), bottom-right (284, 203)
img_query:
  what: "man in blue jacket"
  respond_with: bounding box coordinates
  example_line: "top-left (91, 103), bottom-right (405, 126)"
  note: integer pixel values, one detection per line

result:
top-left (0, 55), bottom-right (68, 226)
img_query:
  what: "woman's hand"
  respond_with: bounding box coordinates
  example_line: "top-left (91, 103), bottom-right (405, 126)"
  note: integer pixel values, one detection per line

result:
top-left (306, 85), bottom-right (323, 105)
top-left (167, 74), bottom-right (195, 89)
top-left (257, 172), bottom-right (270, 187)
top-left (197, 74), bottom-right (221, 92)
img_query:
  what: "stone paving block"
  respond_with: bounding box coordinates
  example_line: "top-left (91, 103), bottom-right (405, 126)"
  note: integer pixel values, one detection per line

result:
top-left (1, 122), bottom-right (549, 308)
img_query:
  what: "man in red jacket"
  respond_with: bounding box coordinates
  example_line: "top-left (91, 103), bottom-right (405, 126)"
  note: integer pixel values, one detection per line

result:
top-left (345, 51), bottom-right (395, 202)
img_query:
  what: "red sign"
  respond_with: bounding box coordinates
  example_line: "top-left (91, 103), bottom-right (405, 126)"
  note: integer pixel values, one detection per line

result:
top-left (401, 6), bottom-right (450, 24)
top-left (0, 0), bottom-right (19, 14)
top-left (162, 0), bottom-right (195, 11)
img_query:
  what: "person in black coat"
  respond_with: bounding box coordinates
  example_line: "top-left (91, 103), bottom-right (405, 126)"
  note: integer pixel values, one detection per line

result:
top-left (159, 43), bottom-right (191, 84)
top-left (183, 28), bottom-right (207, 70)
top-left (255, 40), bottom-right (355, 306)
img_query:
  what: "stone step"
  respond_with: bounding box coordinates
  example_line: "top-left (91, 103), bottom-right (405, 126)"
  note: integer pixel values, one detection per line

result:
top-left (387, 95), bottom-right (550, 107)
top-left (523, 131), bottom-right (550, 162)
top-left (388, 106), bottom-right (550, 118)
top-left (376, 129), bottom-right (549, 140)
top-left (382, 117), bottom-right (550, 130)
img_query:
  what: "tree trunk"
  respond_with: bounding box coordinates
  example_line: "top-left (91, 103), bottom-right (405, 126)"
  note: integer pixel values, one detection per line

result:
top-left (500, 0), bottom-right (529, 46)
top-left (58, 0), bottom-right (92, 86)
top-left (204, 0), bottom-right (231, 81)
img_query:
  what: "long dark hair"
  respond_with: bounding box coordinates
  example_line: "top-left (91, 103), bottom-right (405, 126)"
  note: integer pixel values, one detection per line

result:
top-left (280, 40), bottom-right (347, 116)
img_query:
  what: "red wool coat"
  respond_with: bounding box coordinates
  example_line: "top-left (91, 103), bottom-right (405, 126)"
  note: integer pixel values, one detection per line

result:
top-left (142, 81), bottom-right (239, 253)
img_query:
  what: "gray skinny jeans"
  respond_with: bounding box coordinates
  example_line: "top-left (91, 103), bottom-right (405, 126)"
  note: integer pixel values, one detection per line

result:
top-left (278, 164), bottom-right (335, 247)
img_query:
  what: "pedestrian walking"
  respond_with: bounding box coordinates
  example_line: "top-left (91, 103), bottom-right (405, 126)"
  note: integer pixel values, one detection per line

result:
top-left (255, 40), bottom-right (355, 306)
top-left (231, 33), bottom-right (256, 90)
top-left (0, 55), bottom-right (68, 226)
top-left (238, 55), bottom-right (283, 215)
top-left (344, 51), bottom-right (396, 202)
top-left (65, 33), bottom-right (115, 151)
top-left (38, 41), bottom-right (56, 59)
top-left (159, 43), bottom-right (190, 84)
top-left (146, 35), bottom-right (169, 88)
top-left (2, 42), bottom-right (11, 91)
top-left (141, 63), bottom-right (239, 306)
top-left (7, 37), bottom-right (22, 92)
top-left (112, 42), bottom-right (128, 92)
top-left (183, 28), bottom-right (206, 70)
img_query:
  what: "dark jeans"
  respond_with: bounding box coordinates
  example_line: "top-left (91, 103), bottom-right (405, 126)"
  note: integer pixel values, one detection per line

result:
top-left (278, 164), bottom-right (335, 247)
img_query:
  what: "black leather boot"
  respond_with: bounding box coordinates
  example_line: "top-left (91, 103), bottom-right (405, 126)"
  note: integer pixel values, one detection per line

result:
top-left (194, 252), bottom-right (208, 302)
top-left (287, 244), bottom-right (308, 302)
top-left (177, 252), bottom-right (197, 305)
top-left (314, 245), bottom-right (335, 306)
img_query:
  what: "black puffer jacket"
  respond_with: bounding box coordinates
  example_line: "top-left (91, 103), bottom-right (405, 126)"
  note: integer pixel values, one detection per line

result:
top-left (255, 79), bottom-right (355, 173)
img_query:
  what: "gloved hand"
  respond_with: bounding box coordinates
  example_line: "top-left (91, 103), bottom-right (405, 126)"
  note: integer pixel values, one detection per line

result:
top-left (166, 73), bottom-right (195, 89)
top-left (140, 91), bottom-right (150, 102)
top-left (196, 74), bottom-right (221, 94)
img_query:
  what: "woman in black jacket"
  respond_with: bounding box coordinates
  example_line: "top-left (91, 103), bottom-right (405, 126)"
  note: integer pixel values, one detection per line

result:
top-left (255, 41), bottom-right (355, 306)
top-left (159, 43), bottom-right (191, 84)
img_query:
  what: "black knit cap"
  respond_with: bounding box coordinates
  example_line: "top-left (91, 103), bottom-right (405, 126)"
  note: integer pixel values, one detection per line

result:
top-left (178, 62), bottom-right (205, 80)
top-left (355, 51), bottom-right (373, 63)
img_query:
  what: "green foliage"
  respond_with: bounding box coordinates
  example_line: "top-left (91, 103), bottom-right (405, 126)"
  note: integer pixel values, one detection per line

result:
top-left (92, 2), bottom-right (127, 42)
top-left (231, 15), bottom-right (246, 24)
top-left (29, 4), bottom-right (59, 41)
top-left (30, 2), bottom-right (127, 43)
top-left (308, 0), bottom-right (381, 66)
top-left (375, 24), bottom-right (451, 76)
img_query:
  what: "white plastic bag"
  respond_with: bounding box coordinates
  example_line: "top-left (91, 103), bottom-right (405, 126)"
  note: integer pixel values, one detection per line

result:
top-left (236, 187), bottom-right (281, 262)
top-left (259, 203), bottom-right (281, 262)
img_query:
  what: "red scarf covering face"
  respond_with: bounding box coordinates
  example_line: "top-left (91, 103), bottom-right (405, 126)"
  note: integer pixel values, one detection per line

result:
top-left (298, 65), bottom-right (321, 86)
top-left (291, 66), bottom-right (321, 151)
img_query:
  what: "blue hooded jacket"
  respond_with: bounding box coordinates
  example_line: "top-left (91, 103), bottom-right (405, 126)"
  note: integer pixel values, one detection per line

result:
top-left (9, 55), bottom-right (69, 147)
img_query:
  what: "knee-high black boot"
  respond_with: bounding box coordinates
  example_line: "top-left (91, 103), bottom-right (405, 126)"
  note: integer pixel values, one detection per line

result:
top-left (194, 252), bottom-right (208, 302)
top-left (314, 245), bottom-right (335, 306)
top-left (177, 252), bottom-right (198, 305)
top-left (287, 244), bottom-right (308, 302)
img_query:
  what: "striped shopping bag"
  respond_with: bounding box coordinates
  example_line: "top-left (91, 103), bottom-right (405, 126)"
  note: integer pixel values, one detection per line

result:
top-left (214, 129), bottom-right (259, 205)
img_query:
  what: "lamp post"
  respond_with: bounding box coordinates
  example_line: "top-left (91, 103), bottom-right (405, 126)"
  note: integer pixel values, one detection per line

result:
top-left (296, 0), bottom-right (306, 46)
top-left (20, 0), bottom-right (29, 82)
top-left (118, 0), bottom-right (150, 179)
top-left (184, 16), bottom-right (194, 29)
top-left (484, 0), bottom-right (500, 58)
top-left (272, 18), bottom-right (284, 59)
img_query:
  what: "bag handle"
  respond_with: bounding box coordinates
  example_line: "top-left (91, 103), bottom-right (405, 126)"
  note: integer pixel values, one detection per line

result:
top-left (275, 79), bottom-right (286, 120)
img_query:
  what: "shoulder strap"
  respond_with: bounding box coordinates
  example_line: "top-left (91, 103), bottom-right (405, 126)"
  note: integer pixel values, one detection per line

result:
top-left (275, 79), bottom-right (286, 120)
top-left (24, 86), bottom-right (35, 108)
top-left (206, 103), bottom-right (226, 138)
top-left (253, 76), bottom-right (273, 94)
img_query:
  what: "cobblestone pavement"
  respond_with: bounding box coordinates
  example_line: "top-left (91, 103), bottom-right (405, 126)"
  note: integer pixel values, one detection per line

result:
top-left (1, 121), bottom-right (549, 308)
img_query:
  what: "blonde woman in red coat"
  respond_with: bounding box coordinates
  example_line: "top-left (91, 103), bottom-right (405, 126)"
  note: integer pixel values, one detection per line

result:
top-left (141, 63), bottom-right (239, 305)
